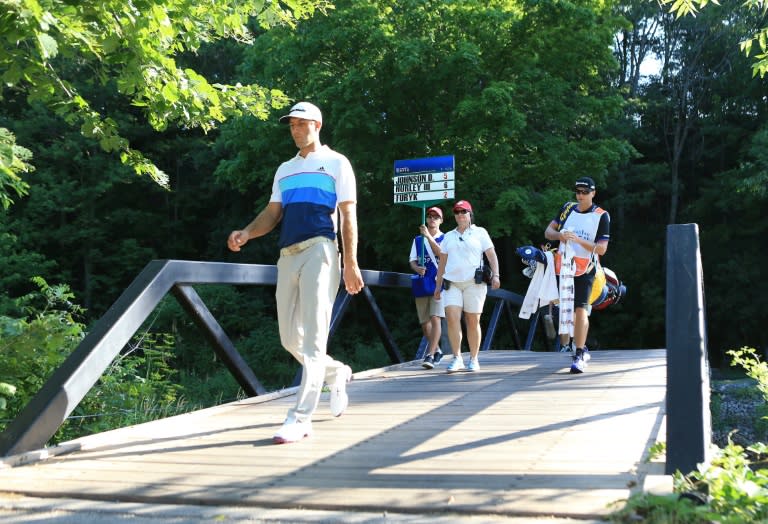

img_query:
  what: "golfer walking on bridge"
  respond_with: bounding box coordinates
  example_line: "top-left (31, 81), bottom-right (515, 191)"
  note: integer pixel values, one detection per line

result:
top-left (227, 101), bottom-right (364, 444)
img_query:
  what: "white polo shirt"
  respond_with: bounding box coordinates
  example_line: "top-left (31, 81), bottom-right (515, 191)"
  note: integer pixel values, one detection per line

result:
top-left (440, 225), bottom-right (493, 282)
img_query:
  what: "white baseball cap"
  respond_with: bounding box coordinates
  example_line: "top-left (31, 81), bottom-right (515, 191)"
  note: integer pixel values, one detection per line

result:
top-left (279, 101), bottom-right (323, 123)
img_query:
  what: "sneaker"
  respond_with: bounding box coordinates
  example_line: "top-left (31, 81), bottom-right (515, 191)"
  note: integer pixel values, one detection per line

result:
top-left (433, 349), bottom-right (444, 365)
top-left (581, 347), bottom-right (591, 363)
top-left (467, 358), bottom-right (480, 372)
top-left (446, 357), bottom-right (465, 373)
top-left (330, 365), bottom-right (352, 417)
top-left (273, 420), bottom-right (312, 444)
top-left (559, 340), bottom-right (573, 353)
top-left (570, 349), bottom-right (586, 374)
top-left (422, 355), bottom-right (435, 369)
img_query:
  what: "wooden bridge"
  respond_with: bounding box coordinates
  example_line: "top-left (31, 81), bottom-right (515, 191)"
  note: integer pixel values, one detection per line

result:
top-left (0, 349), bottom-right (667, 522)
top-left (0, 225), bottom-right (710, 522)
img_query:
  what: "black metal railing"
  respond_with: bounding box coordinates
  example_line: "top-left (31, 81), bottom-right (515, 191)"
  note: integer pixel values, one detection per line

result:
top-left (1, 226), bottom-right (714, 477)
top-left (0, 260), bottom-right (525, 457)
top-left (665, 224), bottom-right (712, 473)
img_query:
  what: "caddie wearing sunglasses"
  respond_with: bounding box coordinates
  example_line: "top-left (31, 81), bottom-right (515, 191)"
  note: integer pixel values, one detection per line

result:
top-left (543, 177), bottom-right (611, 374)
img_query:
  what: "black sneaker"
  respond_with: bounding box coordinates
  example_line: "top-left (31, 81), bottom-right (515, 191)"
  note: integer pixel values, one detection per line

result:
top-left (422, 355), bottom-right (435, 369)
top-left (433, 350), bottom-right (444, 365)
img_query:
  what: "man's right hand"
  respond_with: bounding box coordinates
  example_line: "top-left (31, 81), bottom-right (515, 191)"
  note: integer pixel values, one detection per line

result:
top-left (227, 230), bottom-right (248, 252)
top-left (560, 230), bottom-right (577, 243)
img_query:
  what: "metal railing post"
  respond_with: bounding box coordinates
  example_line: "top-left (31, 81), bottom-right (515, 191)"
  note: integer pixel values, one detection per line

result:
top-left (665, 224), bottom-right (712, 474)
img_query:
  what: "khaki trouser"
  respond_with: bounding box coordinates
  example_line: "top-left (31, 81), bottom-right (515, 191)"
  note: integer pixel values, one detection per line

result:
top-left (276, 237), bottom-right (347, 423)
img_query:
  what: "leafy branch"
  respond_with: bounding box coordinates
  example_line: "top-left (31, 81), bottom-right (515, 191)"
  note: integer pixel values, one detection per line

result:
top-left (660, 0), bottom-right (768, 77)
top-left (0, 127), bottom-right (32, 209)
top-left (0, 0), bottom-right (330, 187)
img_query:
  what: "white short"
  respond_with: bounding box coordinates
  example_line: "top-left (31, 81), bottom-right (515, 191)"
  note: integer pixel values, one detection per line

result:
top-left (442, 279), bottom-right (487, 313)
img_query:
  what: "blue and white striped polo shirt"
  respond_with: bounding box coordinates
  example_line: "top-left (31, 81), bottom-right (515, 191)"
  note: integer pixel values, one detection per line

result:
top-left (270, 145), bottom-right (356, 248)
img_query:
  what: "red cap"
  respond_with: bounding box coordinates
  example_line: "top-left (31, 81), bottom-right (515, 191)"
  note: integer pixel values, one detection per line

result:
top-left (426, 206), bottom-right (443, 219)
top-left (453, 200), bottom-right (473, 213)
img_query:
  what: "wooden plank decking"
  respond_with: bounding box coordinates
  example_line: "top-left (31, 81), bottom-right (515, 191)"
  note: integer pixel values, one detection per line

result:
top-left (0, 350), bottom-right (667, 521)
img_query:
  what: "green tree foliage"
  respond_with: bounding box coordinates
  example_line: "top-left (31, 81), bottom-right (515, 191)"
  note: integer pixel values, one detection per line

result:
top-left (0, 57), bottom-right (243, 312)
top-left (59, 331), bottom-right (188, 442)
top-left (217, 0), bottom-right (632, 270)
top-left (0, 0), bottom-right (329, 189)
top-left (662, 0), bottom-right (768, 78)
top-left (1, 98), bottom-right (160, 311)
top-left (211, 0), bottom-right (633, 356)
top-left (0, 127), bottom-right (32, 209)
top-left (0, 278), bottom-right (197, 443)
top-left (611, 1), bottom-right (768, 354)
top-left (0, 278), bottom-right (86, 424)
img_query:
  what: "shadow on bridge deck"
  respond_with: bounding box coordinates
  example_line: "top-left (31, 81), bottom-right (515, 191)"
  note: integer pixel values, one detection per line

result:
top-left (0, 349), bottom-right (667, 522)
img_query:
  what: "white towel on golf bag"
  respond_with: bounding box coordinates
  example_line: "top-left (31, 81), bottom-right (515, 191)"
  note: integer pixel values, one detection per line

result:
top-left (558, 242), bottom-right (576, 337)
top-left (519, 251), bottom-right (559, 319)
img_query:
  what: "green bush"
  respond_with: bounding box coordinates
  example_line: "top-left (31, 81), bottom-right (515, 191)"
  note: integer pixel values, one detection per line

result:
top-left (56, 332), bottom-right (192, 443)
top-left (0, 279), bottom-right (199, 445)
top-left (611, 347), bottom-right (768, 523)
top-left (0, 277), bottom-right (85, 426)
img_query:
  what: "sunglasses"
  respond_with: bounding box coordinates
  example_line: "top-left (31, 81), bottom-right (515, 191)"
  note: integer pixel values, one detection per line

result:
top-left (427, 214), bottom-right (441, 220)
top-left (453, 209), bottom-right (469, 215)
top-left (575, 189), bottom-right (592, 195)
